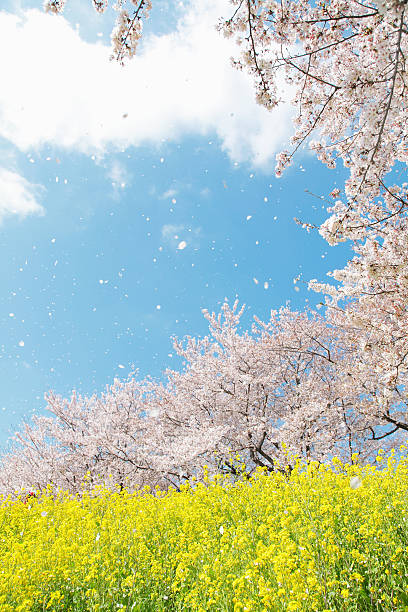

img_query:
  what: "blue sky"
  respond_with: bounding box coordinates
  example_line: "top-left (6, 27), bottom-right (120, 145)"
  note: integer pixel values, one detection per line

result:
top-left (0, 0), bottom-right (349, 447)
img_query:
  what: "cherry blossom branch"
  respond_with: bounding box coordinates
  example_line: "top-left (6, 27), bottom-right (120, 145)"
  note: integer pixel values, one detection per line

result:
top-left (246, 0), bottom-right (272, 104)
top-left (356, 11), bottom-right (406, 193)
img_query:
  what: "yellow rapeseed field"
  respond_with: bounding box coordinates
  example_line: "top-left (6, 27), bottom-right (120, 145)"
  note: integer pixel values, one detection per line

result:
top-left (2, 449), bottom-right (408, 611)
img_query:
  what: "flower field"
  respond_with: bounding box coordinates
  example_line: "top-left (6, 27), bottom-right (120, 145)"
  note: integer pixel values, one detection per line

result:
top-left (2, 451), bottom-right (408, 611)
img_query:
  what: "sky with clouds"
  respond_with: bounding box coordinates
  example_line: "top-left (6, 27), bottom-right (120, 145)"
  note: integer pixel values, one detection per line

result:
top-left (0, 0), bottom-right (349, 447)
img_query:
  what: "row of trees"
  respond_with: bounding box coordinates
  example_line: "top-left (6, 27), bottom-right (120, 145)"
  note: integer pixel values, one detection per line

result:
top-left (1, 296), bottom-right (407, 493)
top-left (1, 0), bottom-right (405, 492)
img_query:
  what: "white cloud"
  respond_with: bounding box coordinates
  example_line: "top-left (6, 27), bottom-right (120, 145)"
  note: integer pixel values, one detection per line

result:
top-left (0, 167), bottom-right (44, 221)
top-left (0, 2), bottom-right (293, 167)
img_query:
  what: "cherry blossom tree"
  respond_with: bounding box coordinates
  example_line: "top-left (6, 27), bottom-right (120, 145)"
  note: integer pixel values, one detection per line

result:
top-left (159, 301), bottom-right (345, 471)
top-left (311, 202), bottom-right (408, 454)
top-left (0, 377), bottom-right (169, 494)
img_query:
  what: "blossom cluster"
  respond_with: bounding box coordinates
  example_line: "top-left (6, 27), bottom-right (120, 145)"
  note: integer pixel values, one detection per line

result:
top-left (221, 0), bottom-right (408, 243)
top-left (44, 0), bottom-right (152, 63)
